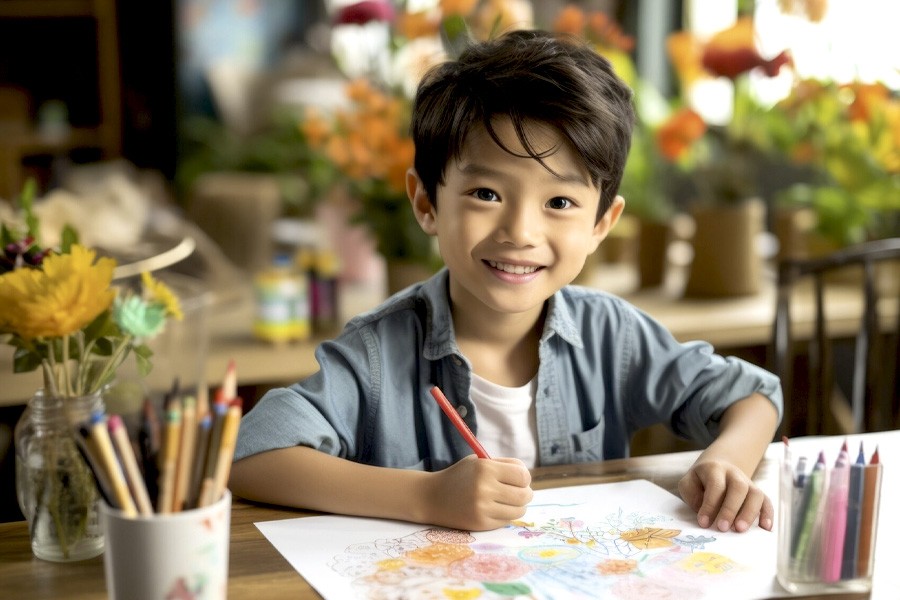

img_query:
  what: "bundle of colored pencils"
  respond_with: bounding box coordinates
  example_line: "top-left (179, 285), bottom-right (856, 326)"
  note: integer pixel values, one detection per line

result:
top-left (73, 360), bottom-right (242, 517)
top-left (784, 438), bottom-right (883, 583)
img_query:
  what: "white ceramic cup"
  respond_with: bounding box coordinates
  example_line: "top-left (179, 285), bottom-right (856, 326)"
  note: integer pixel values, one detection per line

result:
top-left (101, 490), bottom-right (231, 600)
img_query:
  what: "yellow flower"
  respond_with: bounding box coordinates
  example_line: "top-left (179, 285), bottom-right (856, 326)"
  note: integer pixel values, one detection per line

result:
top-left (0, 244), bottom-right (116, 340)
top-left (141, 271), bottom-right (183, 320)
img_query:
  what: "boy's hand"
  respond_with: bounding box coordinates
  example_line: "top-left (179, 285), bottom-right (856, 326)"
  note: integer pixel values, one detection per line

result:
top-left (678, 457), bottom-right (774, 533)
top-left (425, 455), bottom-right (533, 531)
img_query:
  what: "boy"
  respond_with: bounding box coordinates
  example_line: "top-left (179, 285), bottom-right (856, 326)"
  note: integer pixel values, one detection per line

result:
top-left (231, 30), bottom-right (782, 534)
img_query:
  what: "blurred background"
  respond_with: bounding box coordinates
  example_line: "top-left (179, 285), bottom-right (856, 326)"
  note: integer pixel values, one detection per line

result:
top-left (1, 0), bottom-right (899, 518)
top-left (1, 0), bottom-right (897, 279)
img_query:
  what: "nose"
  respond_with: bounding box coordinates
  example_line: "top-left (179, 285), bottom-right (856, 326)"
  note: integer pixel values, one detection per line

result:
top-left (494, 203), bottom-right (541, 247)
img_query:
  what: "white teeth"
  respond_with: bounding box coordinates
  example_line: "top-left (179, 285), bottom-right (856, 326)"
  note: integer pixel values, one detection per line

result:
top-left (487, 260), bottom-right (538, 274)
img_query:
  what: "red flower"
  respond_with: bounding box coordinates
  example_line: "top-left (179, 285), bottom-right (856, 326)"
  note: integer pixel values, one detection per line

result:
top-left (333, 0), bottom-right (395, 26)
top-left (699, 16), bottom-right (792, 80)
top-left (703, 47), bottom-right (792, 80)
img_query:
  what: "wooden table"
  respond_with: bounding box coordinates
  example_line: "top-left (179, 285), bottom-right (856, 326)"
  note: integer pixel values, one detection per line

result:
top-left (1, 430), bottom-right (896, 599)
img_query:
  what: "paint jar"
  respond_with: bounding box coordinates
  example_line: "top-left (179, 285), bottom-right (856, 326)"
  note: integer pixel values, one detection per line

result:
top-left (252, 254), bottom-right (310, 343)
top-left (776, 442), bottom-right (881, 595)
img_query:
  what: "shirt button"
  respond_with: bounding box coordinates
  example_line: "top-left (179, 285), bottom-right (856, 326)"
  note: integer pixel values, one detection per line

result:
top-left (456, 405), bottom-right (468, 418)
top-left (550, 443), bottom-right (561, 454)
top-left (453, 357), bottom-right (462, 366)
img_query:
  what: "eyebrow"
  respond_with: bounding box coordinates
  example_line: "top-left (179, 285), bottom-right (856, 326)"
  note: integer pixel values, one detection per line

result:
top-left (457, 162), bottom-right (590, 187)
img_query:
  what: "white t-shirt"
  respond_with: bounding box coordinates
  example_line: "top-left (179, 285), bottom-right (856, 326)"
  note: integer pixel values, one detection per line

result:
top-left (469, 372), bottom-right (539, 468)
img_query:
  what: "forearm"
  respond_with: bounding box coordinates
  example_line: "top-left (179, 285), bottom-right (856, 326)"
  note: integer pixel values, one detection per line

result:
top-left (229, 446), bottom-right (433, 523)
top-left (701, 392), bottom-right (780, 475)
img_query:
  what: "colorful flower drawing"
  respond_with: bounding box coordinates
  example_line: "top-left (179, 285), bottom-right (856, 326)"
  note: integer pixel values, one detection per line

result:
top-left (257, 481), bottom-right (774, 600)
top-left (326, 504), bottom-right (741, 599)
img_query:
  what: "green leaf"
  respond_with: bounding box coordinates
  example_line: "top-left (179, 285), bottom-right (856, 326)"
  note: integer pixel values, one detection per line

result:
top-left (483, 582), bottom-right (532, 596)
top-left (92, 337), bottom-right (115, 357)
top-left (12, 347), bottom-right (43, 373)
top-left (60, 224), bottom-right (79, 253)
top-left (18, 179), bottom-right (40, 244)
top-left (82, 310), bottom-right (118, 344)
top-left (440, 15), bottom-right (472, 59)
top-left (133, 344), bottom-right (154, 377)
top-left (1, 222), bottom-right (16, 246)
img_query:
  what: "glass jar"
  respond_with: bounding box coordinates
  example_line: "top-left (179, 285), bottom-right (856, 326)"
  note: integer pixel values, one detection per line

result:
top-left (14, 389), bottom-right (105, 561)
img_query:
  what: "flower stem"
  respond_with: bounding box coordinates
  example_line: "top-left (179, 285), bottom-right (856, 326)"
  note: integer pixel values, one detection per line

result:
top-left (62, 334), bottom-right (73, 396)
top-left (43, 342), bottom-right (63, 398)
top-left (89, 335), bottom-right (133, 393)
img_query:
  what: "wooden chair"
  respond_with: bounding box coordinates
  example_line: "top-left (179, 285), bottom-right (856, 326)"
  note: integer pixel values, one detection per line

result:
top-left (772, 238), bottom-right (900, 437)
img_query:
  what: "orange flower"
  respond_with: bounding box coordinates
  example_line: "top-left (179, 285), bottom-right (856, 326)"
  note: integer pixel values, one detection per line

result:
top-left (667, 31), bottom-right (707, 89)
top-left (552, 5), bottom-right (586, 36)
top-left (845, 82), bottom-right (890, 123)
top-left (300, 107), bottom-right (330, 149)
top-left (596, 558), bottom-right (638, 575)
top-left (619, 527), bottom-right (681, 550)
top-left (396, 10), bottom-right (439, 39)
top-left (439, 0), bottom-right (479, 17)
top-left (345, 78), bottom-right (376, 103)
top-left (656, 108), bottom-right (707, 161)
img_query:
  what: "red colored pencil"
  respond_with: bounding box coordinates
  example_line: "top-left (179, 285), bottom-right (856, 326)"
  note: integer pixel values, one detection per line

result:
top-left (430, 386), bottom-right (490, 459)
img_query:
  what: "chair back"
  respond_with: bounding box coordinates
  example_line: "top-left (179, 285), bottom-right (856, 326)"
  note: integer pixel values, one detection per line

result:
top-left (772, 238), bottom-right (900, 436)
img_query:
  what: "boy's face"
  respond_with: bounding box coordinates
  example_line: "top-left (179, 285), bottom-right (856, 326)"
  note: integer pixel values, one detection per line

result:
top-left (409, 118), bottom-right (623, 323)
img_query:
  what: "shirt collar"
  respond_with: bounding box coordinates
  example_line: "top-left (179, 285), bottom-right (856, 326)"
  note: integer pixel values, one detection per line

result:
top-left (420, 269), bottom-right (584, 358)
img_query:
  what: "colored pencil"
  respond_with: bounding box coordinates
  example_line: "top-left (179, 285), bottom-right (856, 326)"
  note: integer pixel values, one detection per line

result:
top-left (172, 396), bottom-right (197, 512)
top-left (430, 385), bottom-right (490, 459)
top-left (186, 413), bottom-right (212, 510)
top-left (89, 411), bottom-right (137, 517)
top-left (197, 398), bottom-right (229, 508)
top-left (792, 450), bottom-right (825, 570)
top-left (156, 397), bottom-right (183, 514)
top-left (821, 446), bottom-right (849, 581)
top-left (222, 358), bottom-right (237, 402)
top-left (204, 398), bottom-right (243, 507)
top-left (857, 446), bottom-right (882, 577)
top-left (108, 414), bottom-right (153, 516)
top-left (73, 424), bottom-right (115, 506)
top-left (841, 441), bottom-right (866, 579)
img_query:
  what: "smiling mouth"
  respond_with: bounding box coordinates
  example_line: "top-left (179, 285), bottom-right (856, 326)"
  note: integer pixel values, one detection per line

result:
top-left (485, 260), bottom-right (541, 274)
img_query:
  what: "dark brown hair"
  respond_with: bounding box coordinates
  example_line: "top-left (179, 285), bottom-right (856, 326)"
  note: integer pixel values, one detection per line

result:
top-left (411, 29), bottom-right (635, 220)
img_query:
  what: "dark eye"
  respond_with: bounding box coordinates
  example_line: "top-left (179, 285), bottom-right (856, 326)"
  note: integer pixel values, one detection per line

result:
top-left (547, 197), bottom-right (572, 210)
top-left (473, 188), bottom-right (499, 202)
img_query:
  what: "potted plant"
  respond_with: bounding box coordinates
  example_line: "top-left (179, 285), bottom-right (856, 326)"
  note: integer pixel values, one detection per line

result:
top-left (661, 14), bottom-right (793, 297)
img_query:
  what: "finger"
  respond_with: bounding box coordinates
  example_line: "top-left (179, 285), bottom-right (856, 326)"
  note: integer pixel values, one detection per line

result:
top-left (493, 460), bottom-right (532, 488)
top-left (732, 486), bottom-right (765, 533)
top-left (712, 477), bottom-right (750, 532)
top-left (757, 492), bottom-right (775, 531)
top-left (678, 471), bottom-right (704, 514)
top-left (696, 472), bottom-right (728, 529)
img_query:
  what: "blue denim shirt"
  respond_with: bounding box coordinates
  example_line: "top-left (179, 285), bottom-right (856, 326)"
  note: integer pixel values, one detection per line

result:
top-left (235, 268), bottom-right (782, 469)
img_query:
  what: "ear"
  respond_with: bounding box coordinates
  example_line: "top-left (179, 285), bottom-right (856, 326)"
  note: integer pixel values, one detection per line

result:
top-left (589, 195), bottom-right (625, 252)
top-left (407, 168), bottom-right (437, 236)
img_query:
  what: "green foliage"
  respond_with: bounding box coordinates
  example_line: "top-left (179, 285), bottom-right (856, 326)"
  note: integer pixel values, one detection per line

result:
top-left (763, 79), bottom-right (900, 245)
top-left (349, 180), bottom-right (434, 264)
top-left (176, 110), bottom-right (333, 217)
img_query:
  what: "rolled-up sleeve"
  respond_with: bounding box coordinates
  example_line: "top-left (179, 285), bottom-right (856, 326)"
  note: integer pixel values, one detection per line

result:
top-left (619, 302), bottom-right (783, 446)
